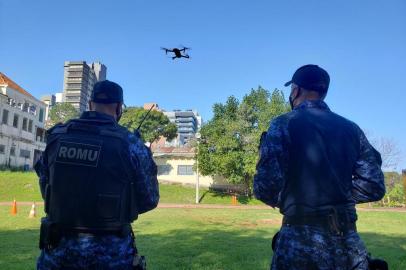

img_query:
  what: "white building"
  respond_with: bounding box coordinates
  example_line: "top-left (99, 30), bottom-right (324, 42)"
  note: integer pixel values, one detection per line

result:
top-left (55, 92), bottom-right (63, 103)
top-left (0, 72), bottom-right (46, 169)
top-left (40, 94), bottom-right (56, 122)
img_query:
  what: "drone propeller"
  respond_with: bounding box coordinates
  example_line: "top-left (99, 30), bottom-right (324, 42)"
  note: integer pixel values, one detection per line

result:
top-left (179, 44), bottom-right (191, 51)
top-left (160, 47), bottom-right (170, 54)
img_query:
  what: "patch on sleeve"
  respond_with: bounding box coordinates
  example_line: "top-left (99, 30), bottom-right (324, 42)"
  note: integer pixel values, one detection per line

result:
top-left (56, 141), bottom-right (102, 167)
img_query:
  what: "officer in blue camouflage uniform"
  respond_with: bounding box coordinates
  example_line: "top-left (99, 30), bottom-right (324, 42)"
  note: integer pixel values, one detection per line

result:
top-left (35, 80), bottom-right (159, 269)
top-left (254, 65), bottom-right (385, 270)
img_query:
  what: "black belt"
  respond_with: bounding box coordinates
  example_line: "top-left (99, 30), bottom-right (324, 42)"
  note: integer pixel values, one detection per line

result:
top-left (60, 223), bottom-right (132, 238)
top-left (282, 213), bottom-right (356, 236)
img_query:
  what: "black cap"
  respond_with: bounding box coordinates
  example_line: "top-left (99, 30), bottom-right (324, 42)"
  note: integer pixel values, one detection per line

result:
top-left (284, 64), bottom-right (330, 93)
top-left (90, 80), bottom-right (123, 104)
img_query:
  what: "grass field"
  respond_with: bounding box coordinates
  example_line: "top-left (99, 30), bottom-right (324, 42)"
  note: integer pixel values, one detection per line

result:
top-left (0, 206), bottom-right (406, 270)
top-left (0, 171), bottom-right (262, 205)
top-left (1, 171), bottom-right (406, 269)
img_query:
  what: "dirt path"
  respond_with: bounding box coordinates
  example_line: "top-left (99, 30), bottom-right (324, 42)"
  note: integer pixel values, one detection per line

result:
top-left (0, 201), bottom-right (405, 212)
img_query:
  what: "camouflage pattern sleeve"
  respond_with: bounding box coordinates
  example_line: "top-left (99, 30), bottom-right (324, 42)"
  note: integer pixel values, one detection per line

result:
top-left (254, 116), bottom-right (289, 207)
top-left (351, 128), bottom-right (385, 203)
top-left (34, 152), bottom-right (49, 200)
top-left (129, 134), bottom-right (160, 214)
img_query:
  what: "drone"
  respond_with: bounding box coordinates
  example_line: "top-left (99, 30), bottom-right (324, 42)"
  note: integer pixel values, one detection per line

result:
top-left (161, 46), bottom-right (191, 60)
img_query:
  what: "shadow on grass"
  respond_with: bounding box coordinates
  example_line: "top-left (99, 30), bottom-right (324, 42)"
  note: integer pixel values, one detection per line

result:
top-left (207, 190), bottom-right (252, 205)
top-left (0, 228), bottom-right (405, 270)
top-left (198, 190), bottom-right (209, 203)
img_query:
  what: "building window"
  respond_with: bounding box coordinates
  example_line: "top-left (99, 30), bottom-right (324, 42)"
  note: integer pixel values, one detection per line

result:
top-left (22, 103), bottom-right (29, 112)
top-left (28, 120), bottom-right (33, 133)
top-left (0, 145), bottom-right (5, 154)
top-left (158, 165), bottom-right (172, 175)
top-left (22, 118), bottom-right (28, 131)
top-left (10, 147), bottom-right (15, 156)
top-left (13, 114), bottom-right (19, 128)
top-left (2, 109), bottom-right (9, 125)
top-left (177, 165), bottom-right (194, 175)
top-left (39, 108), bottom-right (44, 123)
top-left (20, 149), bottom-right (30, 158)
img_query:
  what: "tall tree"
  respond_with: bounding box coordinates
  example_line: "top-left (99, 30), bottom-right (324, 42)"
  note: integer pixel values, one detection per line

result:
top-left (47, 102), bottom-right (79, 128)
top-left (197, 87), bottom-right (289, 193)
top-left (119, 107), bottom-right (177, 145)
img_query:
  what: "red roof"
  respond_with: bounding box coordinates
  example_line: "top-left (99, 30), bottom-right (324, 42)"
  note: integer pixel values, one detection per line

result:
top-left (0, 72), bottom-right (36, 99)
top-left (152, 146), bottom-right (195, 156)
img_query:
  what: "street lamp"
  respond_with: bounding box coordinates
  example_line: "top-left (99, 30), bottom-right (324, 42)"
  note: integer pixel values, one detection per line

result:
top-left (195, 132), bottom-right (201, 204)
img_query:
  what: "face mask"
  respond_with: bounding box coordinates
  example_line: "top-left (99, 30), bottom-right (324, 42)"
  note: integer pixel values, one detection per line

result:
top-left (289, 88), bottom-right (301, 110)
top-left (289, 95), bottom-right (294, 110)
top-left (116, 106), bottom-right (122, 122)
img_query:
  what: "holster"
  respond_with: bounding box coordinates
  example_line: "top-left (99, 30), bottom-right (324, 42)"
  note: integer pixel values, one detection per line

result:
top-left (368, 254), bottom-right (388, 270)
top-left (132, 254), bottom-right (147, 270)
top-left (131, 230), bottom-right (147, 270)
top-left (39, 217), bottom-right (62, 251)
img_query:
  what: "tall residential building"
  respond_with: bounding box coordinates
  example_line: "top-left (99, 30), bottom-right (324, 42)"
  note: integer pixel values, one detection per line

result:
top-left (62, 61), bottom-right (107, 113)
top-left (0, 72), bottom-right (46, 169)
top-left (163, 109), bottom-right (202, 146)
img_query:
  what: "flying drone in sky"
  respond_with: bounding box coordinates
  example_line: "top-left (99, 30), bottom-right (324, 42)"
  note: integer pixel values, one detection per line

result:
top-left (161, 46), bottom-right (191, 60)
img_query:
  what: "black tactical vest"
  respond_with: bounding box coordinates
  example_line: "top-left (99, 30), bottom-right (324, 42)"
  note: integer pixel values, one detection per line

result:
top-left (44, 117), bottom-right (138, 230)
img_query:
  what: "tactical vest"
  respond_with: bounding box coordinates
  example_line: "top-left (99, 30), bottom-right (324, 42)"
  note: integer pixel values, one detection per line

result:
top-left (44, 118), bottom-right (138, 231)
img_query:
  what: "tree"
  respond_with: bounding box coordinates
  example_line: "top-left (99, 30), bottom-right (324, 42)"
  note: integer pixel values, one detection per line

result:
top-left (375, 137), bottom-right (402, 170)
top-left (119, 107), bottom-right (177, 145)
top-left (366, 131), bottom-right (402, 170)
top-left (197, 87), bottom-right (289, 193)
top-left (48, 102), bottom-right (79, 128)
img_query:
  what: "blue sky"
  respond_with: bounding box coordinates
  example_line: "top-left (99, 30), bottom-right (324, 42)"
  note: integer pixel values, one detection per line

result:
top-left (0, 0), bottom-right (405, 170)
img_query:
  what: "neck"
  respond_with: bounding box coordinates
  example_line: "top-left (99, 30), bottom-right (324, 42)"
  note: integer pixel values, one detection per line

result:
top-left (91, 109), bottom-right (117, 121)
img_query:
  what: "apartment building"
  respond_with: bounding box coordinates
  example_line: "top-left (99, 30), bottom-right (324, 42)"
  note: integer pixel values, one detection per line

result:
top-left (163, 109), bottom-right (202, 145)
top-left (63, 61), bottom-right (107, 113)
top-left (0, 72), bottom-right (46, 169)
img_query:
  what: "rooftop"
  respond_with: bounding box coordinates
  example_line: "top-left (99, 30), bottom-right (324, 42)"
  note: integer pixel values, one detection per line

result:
top-left (0, 72), bottom-right (36, 100)
top-left (152, 146), bottom-right (195, 158)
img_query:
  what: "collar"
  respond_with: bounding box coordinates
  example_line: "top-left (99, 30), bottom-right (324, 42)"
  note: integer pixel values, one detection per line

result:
top-left (294, 100), bottom-right (330, 111)
top-left (80, 111), bottom-right (117, 123)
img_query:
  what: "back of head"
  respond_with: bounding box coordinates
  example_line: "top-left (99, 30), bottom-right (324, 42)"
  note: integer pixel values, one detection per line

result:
top-left (285, 64), bottom-right (330, 96)
top-left (89, 80), bottom-right (124, 119)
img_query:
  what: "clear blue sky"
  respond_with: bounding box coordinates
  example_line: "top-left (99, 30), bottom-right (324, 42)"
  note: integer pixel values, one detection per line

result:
top-left (1, 0), bottom-right (405, 170)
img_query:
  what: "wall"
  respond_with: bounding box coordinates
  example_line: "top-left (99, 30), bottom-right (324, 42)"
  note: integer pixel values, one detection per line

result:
top-left (0, 86), bottom-right (46, 169)
top-left (154, 155), bottom-right (216, 187)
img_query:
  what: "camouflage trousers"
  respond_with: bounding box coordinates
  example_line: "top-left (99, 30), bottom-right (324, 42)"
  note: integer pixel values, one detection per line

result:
top-left (37, 234), bottom-right (135, 270)
top-left (271, 225), bottom-right (369, 270)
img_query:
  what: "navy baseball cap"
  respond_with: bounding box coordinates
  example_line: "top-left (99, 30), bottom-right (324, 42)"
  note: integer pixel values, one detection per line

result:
top-left (91, 80), bottom-right (123, 104)
top-left (284, 64), bottom-right (330, 93)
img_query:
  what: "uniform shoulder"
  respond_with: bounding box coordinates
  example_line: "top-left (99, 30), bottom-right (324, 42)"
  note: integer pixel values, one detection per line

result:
top-left (330, 111), bottom-right (362, 133)
top-left (268, 112), bottom-right (294, 130)
top-left (46, 122), bottom-right (69, 135)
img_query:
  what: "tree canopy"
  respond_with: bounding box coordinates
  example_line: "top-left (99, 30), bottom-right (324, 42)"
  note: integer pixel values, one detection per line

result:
top-left (119, 107), bottom-right (177, 144)
top-left (47, 102), bottom-right (79, 128)
top-left (197, 87), bottom-right (289, 192)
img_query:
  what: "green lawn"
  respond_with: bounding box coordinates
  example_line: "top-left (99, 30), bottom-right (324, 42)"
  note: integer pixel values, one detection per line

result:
top-left (0, 206), bottom-right (405, 270)
top-left (0, 171), bottom-right (262, 205)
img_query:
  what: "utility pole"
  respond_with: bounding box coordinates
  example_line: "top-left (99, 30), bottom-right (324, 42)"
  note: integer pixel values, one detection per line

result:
top-left (402, 170), bottom-right (406, 206)
top-left (195, 133), bottom-right (201, 204)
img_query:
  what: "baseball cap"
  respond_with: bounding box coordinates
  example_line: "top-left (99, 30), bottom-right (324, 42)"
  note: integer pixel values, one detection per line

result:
top-left (284, 64), bottom-right (330, 93)
top-left (90, 80), bottom-right (123, 104)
